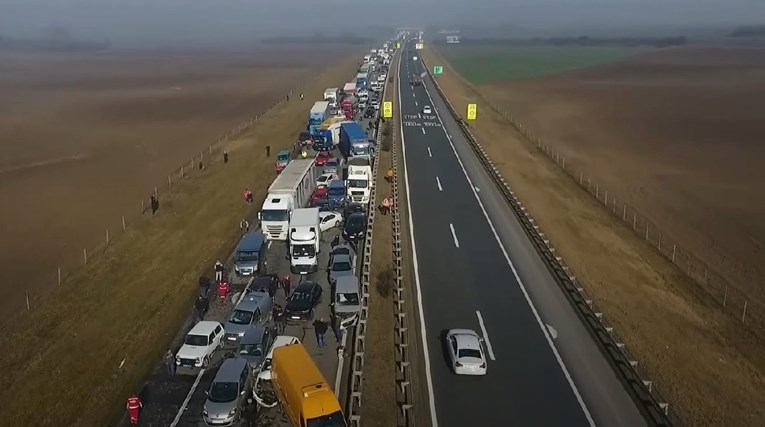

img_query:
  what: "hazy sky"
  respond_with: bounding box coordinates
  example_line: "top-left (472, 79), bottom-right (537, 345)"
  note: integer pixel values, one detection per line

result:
top-left (1, 0), bottom-right (763, 46)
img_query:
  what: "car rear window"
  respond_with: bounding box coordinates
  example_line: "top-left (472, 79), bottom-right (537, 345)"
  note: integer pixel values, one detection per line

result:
top-left (458, 348), bottom-right (482, 359)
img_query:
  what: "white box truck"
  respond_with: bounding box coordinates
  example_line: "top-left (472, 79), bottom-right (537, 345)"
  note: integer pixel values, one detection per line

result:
top-left (346, 165), bottom-right (372, 204)
top-left (289, 207), bottom-right (321, 274)
top-left (323, 88), bottom-right (338, 102)
top-left (259, 159), bottom-right (318, 241)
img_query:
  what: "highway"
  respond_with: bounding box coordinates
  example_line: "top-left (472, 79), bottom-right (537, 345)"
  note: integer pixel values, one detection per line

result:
top-left (397, 39), bottom-right (649, 427)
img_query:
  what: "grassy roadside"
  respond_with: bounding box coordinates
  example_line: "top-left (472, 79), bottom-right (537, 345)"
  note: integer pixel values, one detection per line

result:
top-left (0, 55), bottom-right (361, 427)
top-left (423, 46), bottom-right (765, 426)
top-left (360, 56), bottom-right (397, 427)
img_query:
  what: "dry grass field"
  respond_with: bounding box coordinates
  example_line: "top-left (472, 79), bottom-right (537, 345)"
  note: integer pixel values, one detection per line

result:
top-left (0, 50), bottom-right (361, 426)
top-left (426, 43), bottom-right (765, 426)
top-left (0, 46), bottom-right (351, 319)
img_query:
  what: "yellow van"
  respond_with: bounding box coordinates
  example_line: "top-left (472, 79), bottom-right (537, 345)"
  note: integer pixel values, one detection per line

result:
top-left (271, 343), bottom-right (347, 427)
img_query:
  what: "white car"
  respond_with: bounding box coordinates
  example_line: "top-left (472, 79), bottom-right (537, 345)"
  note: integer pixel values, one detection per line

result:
top-left (316, 173), bottom-right (335, 188)
top-left (176, 321), bottom-right (225, 369)
top-left (257, 335), bottom-right (301, 380)
top-left (422, 105), bottom-right (432, 114)
top-left (370, 100), bottom-right (380, 110)
top-left (377, 74), bottom-right (386, 82)
top-left (319, 211), bottom-right (343, 232)
top-left (445, 329), bottom-right (487, 376)
top-left (357, 89), bottom-right (369, 97)
top-left (358, 102), bottom-right (367, 110)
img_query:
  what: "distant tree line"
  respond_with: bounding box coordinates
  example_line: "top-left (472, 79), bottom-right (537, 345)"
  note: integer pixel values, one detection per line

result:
top-left (262, 33), bottom-right (374, 45)
top-left (0, 26), bottom-right (110, 52)
top-left (433, 36), bottom-right (687, 48)
top-left (730, 25), bottom-right (765, 37)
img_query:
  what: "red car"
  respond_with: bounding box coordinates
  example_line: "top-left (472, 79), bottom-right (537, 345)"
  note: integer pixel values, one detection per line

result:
top-left (314, 151), bottom-right (333, 166)
top-left (310, 187), bottom-right (328, 206)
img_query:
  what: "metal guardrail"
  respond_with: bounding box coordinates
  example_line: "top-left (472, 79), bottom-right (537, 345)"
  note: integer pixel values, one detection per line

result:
top-left (420, 55), bottom-right (674, 427)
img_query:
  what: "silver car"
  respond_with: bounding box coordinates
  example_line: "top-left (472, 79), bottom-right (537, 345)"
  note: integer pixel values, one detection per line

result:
top-left (328, 253), bottom-right (355, 285)
top-left (224, 291), bottom-right (272, 345)
top-left (203, 357), bottom-right (252, 425)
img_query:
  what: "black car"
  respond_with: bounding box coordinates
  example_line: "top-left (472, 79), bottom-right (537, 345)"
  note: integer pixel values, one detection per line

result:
top-left (343, 202), bottom-right (366, 220)
top-left (285, 281), bottom-right (322, 320)
top-left (364, 108), bottom-right (376, 118)
top-left (298, 131), bottom-right (312, 145)
top-left (251, 274), bottom-right (279, 295)
top-left (343, 212), bottom-right (367, 242)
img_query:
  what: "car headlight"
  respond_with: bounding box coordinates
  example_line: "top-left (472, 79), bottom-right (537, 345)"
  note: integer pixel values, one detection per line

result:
top-left (203, 409), bottom-right (208, 416)
top-left (196, 357), bottom-right (201, 363)
top-left (229, 408), bottom-right (237, 416)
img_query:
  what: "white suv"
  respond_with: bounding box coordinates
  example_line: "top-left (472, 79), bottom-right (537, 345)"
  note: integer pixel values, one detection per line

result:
top-left (176, 321), bottom-right (225, 368)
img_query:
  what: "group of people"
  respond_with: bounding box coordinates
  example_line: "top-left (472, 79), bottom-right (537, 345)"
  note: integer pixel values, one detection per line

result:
top-left (378, 196), bottom-right (393, 215)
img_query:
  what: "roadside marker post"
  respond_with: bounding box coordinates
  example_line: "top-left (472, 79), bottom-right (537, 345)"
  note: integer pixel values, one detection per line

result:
top-left (467, 103), bottom-right (478, 120)
top-left (433, 66), bottom-right (443, 75)
top-left (383, 101), bottom-right (393, 119)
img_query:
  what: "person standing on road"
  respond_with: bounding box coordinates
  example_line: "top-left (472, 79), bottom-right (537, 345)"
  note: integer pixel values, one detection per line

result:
top-left (266, 145), bottom-right (271, 157)
top-left (267, 277), bottom-right (277, 299)
top-left (195, 295), bottom-right (209, 321)
top-left (330, 314), bottom-right (343, 343)
top-left (126, 393), bottom-right (142, 425)
top-left (198, 275), bottom-right (211, 295)
top-left (164, 349), bottom-right (176, 378)
top-left (313, 318), bottom-right (328, 348)
top-left (331, 234), bottom-right (340, 248)
top-left (281, 275), bottom-right (292, 297)
top-left (240, 219), bottom-right (250, 233)
top-left (273, 304), bottom-right (286, 334)
top-left (217, 280), bottom-right (230, 302)
top-left (214, 260), bottom-right (224, 282)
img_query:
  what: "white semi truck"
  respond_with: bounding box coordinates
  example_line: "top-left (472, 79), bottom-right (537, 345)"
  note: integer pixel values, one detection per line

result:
top-left (323, 88), bottom-right (339, 102)
top-left (346, 165), bottom-right (372, 205)
top-left (259, 159), bottom-right (319, 241)
top-left (288, 207), bottom-right (321, 274)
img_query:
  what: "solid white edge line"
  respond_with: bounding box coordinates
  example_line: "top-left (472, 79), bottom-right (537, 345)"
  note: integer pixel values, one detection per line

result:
top-left (398, 50), bottom-right (440, 427)
top-left (449, 223), bottom-right (460, 248)
top-left (334, 330), bottom-right (348, 396)
top-left (436, 176), bottom-right (442, 191)
top-left (421, 71), bottom-right (596, 426)
top-left (421, 127), bottom-right (426, 135)
top-left (476, 310), bottom-right (497, 361)
top-left (169, 367), bottom-right (205, 427)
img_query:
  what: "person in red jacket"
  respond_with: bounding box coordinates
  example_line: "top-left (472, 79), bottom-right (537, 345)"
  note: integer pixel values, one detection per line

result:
top-left (217, 280), bottom-right (230, 302)
top-left (126, 393), bottom-right (142, 425)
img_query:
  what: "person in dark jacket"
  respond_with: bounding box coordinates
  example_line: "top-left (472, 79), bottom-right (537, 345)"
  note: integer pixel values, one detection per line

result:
top-left (312, 318), bottom-right (328, 348)
top-left (195, 295), bottom-right (209, 321)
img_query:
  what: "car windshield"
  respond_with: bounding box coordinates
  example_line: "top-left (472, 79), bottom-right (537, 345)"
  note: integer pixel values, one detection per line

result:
top-left (239, 343), bottom-right (263, 357)
top-left (229, 309), bottom-right (254, 325)
top-left (352, 147), bottom-right (369, 155)
top-left (348, 217), bottom-right (365, 228)
top-left (261, 209), bottom-right (288, 222)
top-left (185, 334), bottom-right (208, 346)
top-left (332, 261), bottom-right (352, 272)
top-left (458, 348), bottom-right (482, 359)
top-left (328, 187), bottom-right (345, 196)
top-left (347, 179), bottom-right (367, 188)
top-left (237, 250), bottom-right (259, 262)
top-left (337, 292), bottom-right (359, 305)
top-left (306, 411), bottom-right (346, 427)
top-left (208, 381), bottom-right (239, 403)
top-left (277, 154), bottom-right (289, 162)
top-left (326, 160), bottom-right (338, 166)
top-left (292, 244), bottom-right (316, 258)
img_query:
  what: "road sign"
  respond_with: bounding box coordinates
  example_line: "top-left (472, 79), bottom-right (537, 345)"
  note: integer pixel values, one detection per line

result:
top-left (383, 101), bottom-right (393, 118)
top-left (396, 42), bottom-right (401, 49)
top-left (415, 43), bottom-right (424, 50)
top-left (434, 66), bottom-right (443, 74)
top-left (467, 103), bottom-right (477, 120)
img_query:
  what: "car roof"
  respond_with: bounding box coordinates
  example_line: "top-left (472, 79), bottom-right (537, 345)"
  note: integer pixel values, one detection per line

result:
top-left (278, 149), bottom-right (290, 155)
top-left (214, 357), bottom-right (249, 382)
top-left (239, 232), bottom-right (266, 249)
top-left (332, 253), bottom-right (352, 264)
top-left (295, 281), bottom-right (318, 292)
top-left (239, 325), bottom-right (268, 345)
top-left (348, 212), bottom-right (366, 220)
top-left (266, 336), bottom-right (301, 358)
top-left (237, 292), bottom-right (270, 310)
top-left (188, 321), bottom-right (221, 335)
top-left (450, 330), bottom-right (481, 350)
top-left (335, 276), bottom-right (360, 293)
top-left (331, 244), bottom-right (354, 254)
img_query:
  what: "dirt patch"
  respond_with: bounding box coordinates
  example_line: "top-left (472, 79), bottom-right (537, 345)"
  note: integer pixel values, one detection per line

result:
top-left (0, 47), bottom-right (353, 320)
top-left (424, 46), bottom-right (765, 426)
top-left (0, 55), bottom-right (362, 427)
top-left (466, 43), bottom-right (765, 318)
top-left (361, 73), bottom-right (398, 426)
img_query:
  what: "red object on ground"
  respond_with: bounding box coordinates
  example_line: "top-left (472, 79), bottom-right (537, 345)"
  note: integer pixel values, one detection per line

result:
top-left (127, 395), bottom-right (142, 424)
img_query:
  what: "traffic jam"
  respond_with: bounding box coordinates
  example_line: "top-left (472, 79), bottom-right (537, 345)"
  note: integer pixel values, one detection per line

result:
top-left (121, 40), bottom-right (396, 427)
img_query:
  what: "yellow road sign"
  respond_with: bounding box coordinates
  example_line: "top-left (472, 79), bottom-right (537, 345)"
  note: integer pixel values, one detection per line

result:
top-left (383, 101), bottom-right (393, 118)
top-left (396, 42), bottom-right (401, 49)
top-left (467, 103), bottom-right (477, 120)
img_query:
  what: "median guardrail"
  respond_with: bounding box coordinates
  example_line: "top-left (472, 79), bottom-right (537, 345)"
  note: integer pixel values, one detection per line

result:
top-left (420, 55), bottom-right (674, 427)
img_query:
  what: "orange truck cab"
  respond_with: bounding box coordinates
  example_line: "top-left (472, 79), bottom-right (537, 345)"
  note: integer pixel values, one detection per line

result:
top-left (271, 343), bottom-right (347, 427)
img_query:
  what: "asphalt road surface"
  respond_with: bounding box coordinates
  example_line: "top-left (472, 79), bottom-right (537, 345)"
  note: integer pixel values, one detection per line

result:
top-left (398, 40), bottom-right (648, 427)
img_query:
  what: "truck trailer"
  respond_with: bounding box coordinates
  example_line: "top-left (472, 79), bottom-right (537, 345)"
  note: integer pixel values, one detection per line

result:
top-left (355, 73), bottom-right (368, 89)
top-left (343, 82), bottom-right (356, 95)
top-left (308, 101), bottom-right (330, 134)
top-left (259, 159), bottom-right (319, 241)
top-left (339, 122), bottom-right (367, 159)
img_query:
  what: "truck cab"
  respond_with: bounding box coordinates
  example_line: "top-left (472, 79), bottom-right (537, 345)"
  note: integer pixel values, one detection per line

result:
top-left (289, 208), bottom-right (321, 274)
top-left (351, 141), bottom-right (375, 164)
top-left (260, 194), bottom-right (294, 240)
top-left (346, 165), bottom-right (372, 205)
